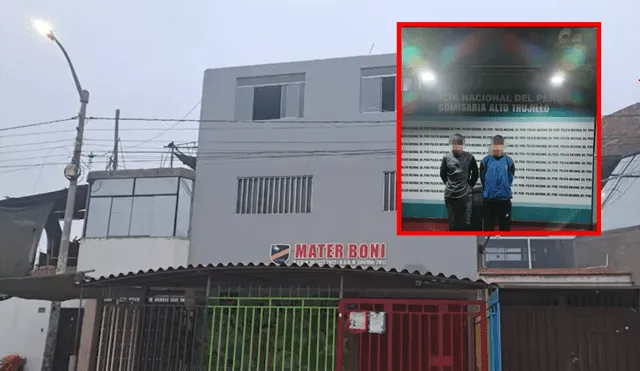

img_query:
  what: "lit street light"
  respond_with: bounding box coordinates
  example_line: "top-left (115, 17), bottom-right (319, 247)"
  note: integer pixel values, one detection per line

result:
top-left (32, 19), bottom-right (54, 40)
top-left (33, 18), bottom-right (90, 371)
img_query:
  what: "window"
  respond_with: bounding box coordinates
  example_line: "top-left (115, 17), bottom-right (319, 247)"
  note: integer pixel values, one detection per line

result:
top-left (84, 177), bottom-right (194, 238)
top-left (483, 237), bottom-right (577, 269)
top-left (236, 176), bottom-right (313, 214)
top-left (483, 238), bottom-right (528, 269)
top-left (235, 74), bottom-right (305, 121)
top-left (175, 178), bottom-right (193, 237)
top-left (361, 66), bottom-right (396, 113)
top-left (383, 171), bottom-right (396, 211)
top-left (529, 238), bottom-right (575, 269)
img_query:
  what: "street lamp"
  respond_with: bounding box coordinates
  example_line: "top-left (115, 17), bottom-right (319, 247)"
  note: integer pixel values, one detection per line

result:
top-left (33, 18), bottom-right (90, 371)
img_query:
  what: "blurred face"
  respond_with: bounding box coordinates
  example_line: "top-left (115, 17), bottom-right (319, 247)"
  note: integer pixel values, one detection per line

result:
top-left (492, 144), bottom-right (504, 157)
top-left (451, 141), bottom-right (463, 154)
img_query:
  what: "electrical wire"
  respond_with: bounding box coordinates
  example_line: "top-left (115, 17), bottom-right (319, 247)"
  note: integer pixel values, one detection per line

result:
top-left (129, 99), bottom-right (202, 148)
top-left (0, 130), bottom-right (77, 139)
top-left (0, 109), bottom-right (631, 139)
top-left (1, 148), bottom-right (397, 164)
top-left (86, 116), bottom-right (396, 124)
top-left (0, 137), bottom-right (395, 153)
top-left (0, 138), bottom-right (75, 149)
top-left (0, 149), bottom-right (396, 170)
top-left (0, 117), bottom-right (77, 132)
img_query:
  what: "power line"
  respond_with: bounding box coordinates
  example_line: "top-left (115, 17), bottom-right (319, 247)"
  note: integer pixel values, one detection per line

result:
top-left (0, 142), bottom-right (158, 155)
top-left (0, 136), bottom-right (395, 152)
top-left (86, 116), bottom-right (396, 124)
top-left (0, 130), bottom-right (77, 139)
top-left (0, 120), bottom-right (394, 141)
top-left (0, 149), bottom-right (396, 170)
top-left (0, 138), bottom-right (74, 149)
top-left (0, 109), bottom-right (629, 138)
top-left (0, 117), bottom-right (77, 132)
top-left (1, 148), bottom-right (397, 164)
top-left (129, 100), bottom-right (202, 149)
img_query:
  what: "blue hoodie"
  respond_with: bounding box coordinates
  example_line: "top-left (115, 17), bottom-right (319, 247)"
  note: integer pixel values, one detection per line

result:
top-left (480, 155), bottom-right (515, 200)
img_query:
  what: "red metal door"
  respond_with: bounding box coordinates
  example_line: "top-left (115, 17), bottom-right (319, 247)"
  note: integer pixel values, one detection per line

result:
top-left (336, 298), bottom-right (488, 371)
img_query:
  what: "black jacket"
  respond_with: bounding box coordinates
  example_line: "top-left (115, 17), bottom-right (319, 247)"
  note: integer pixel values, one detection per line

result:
top-left (439, 151), bottom-right (479, 199)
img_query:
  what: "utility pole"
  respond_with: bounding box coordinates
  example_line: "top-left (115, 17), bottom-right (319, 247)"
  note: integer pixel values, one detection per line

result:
top-left (41, 89), bottom-right (89, 371)
top-left (33, 19), bottom-right (90, 371)
top-left (112, 109), bottom-right (120, 171)
top-left (165, 141), bottom-right (175, 168)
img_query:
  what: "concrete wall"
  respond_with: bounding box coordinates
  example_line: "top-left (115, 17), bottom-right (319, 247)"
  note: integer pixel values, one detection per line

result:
top-left (574, 225), bottom-right (640, 283)
top-left (190, 54), bottom-right (478, 278)
top-left (0, 298), bottom-right (80, 371)
top-left (0, 299), bottom-right (49, 371)
top-left (78, 237), bottom-right (190, 278)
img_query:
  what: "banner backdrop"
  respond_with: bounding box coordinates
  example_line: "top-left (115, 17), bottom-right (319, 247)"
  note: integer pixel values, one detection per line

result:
top-left (402, 90), bottom-right (596, 118)
top-left (401, 117), bottom-right (595, 224)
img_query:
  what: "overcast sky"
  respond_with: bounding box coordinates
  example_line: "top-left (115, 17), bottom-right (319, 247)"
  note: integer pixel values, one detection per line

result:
top-left (0, 0), bottom-right (637, 218)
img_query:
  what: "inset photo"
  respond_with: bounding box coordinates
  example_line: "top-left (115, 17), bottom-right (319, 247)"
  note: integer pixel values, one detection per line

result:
top-left (397, 22), bottom-right (601, 236)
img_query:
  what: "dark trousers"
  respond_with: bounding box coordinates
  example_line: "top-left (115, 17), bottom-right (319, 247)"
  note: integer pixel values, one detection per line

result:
top-left (445, 194), bottom-right (472, 231)
top-left (482, 199), bottom-right (512, 231)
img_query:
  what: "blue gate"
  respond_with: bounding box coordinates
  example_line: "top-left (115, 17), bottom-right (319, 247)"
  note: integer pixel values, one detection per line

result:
top-left (488, 289), bottom-right (502, 371)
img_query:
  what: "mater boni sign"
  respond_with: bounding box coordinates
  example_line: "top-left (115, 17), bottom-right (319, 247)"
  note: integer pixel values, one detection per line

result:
top-left (270, 243), bottom-right (387, 266)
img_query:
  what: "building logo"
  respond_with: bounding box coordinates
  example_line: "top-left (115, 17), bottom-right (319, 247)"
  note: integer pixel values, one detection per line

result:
top-left (270, 243), bottom-right (387, 266)
top-left (270, 244), bottom-right (291, 264)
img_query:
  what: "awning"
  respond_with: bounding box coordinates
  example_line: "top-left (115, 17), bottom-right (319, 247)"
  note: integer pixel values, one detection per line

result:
top-left (0, 271), bottom-right (101, 301)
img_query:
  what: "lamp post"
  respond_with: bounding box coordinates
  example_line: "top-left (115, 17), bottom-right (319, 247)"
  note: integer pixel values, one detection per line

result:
top-left (33, 19), bottom-right (90, 371)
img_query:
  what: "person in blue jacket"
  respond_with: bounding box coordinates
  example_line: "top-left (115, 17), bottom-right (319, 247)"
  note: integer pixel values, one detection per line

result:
top-left (479, 135), bottom-right (515, 231)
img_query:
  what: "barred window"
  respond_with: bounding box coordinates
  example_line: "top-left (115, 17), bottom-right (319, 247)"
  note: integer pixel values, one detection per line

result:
top-left (236, 176), bottom-right (313, 214)
top-left (383, 171), bottom-right (396, 211)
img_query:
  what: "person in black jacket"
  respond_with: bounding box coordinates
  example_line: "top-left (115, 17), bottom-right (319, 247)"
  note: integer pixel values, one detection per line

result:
top-left (439, 134), bottom-right (479, 231)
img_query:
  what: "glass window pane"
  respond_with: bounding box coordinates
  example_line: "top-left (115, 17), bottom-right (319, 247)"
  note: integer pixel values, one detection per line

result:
top-left (253, 85), bottom-right (282, 120)
top-left (108, 197), bottom-right (133, 237)
top-left (129, 197), bottom-right (153, 236)
top-left (237, 74), bottom-right (305, 87)
top-left (91, 179), bottom-right (134, 197)
top-left (281, 83), bottom-right (303, 118)
top-left (361, 66), bottom-right (395, 77)
top-left (361, 77), bottom-right (382, 112)
top-left (234, 87), bottom-right (254, 121)
top-left (134, 177), bottom-right (179, 195)
top-left (129, 196), bottom-right (177, 237)
top-left (175, 179), bottom-right (193, 237)
top-left (530, 238), bottom-right (575, 268)
top-left (150, 196), bottom-right (177, 236)
top-left (381, 76), bottom-right (396, 112)
top-left (85, 197), bottom-right (112, 237)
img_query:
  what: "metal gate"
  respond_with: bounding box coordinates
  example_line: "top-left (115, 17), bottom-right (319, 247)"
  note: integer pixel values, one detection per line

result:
top-left (337, 298), bottom-right (488, 371)
top-left (500, 289), bottom-right (640, 371)
top-left (54, 308), bottom-right (84, 371)
top-left (207, 295), bottom-right (339, 370)
top-left (488, 289), bottom-right (502, 371)
top-left (95, 297), bottom-right (210, 371)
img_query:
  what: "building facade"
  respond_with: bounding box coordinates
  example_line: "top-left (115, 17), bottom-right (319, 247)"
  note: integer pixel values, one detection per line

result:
top-left (190, 54), bottom-right (477, 277)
